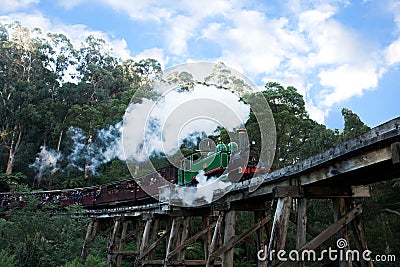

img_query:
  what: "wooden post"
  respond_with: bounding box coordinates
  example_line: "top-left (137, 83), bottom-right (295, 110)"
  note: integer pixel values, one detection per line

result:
top-left (209, 214), bottom-right (271, 264)
top-left (178, 217), bottom-right (190, 261)
top-left (267, 196), bottom-right (292, 265)
top-left (207, 213), bottom-right (224, 267)
top-left (80, 219), bottom-right (95, 262)
top-left (255, 211), bottom-right (267, 267)
top-left (138, 218), bottom-right (152, 264)
top-left (222, 210), bottom-right (236, 267)
top-left (296, 198), bottom-right (307, 267)
top-left (278, 204), bottom-right (363, 267)
top-left (135, 219), bottom-right (143, 255)
top-left (116, 219), bottom-right (128, 267)
top-left (106, 218), bottom-right (120, 267)
top-left (149, 217), bottom-right (160, 260)
top-left (91, 219), bottom-right (98, 240)
top-left (203, 216), bottom-right (212, 260)
top-left (333, 198), bottom-right (352, 267)
top-left (165, 217), bottom-right (182, 266)
top-left (347, 200), bottom-right (373, 267)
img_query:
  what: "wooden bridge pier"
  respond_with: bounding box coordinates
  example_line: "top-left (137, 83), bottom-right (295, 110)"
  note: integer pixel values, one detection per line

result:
top-left (267, 185), bottom-right (373, 267)
top-left (79, 184), bottom-right (373, 267)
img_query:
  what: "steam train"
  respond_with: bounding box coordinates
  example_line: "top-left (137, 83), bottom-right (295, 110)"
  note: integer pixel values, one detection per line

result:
top-left (0, 132), bottom-right (268, 209)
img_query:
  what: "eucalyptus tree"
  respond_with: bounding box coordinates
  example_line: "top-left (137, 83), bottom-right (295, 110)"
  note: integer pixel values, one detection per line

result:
top-left (341, 108), bottom-right (370, 141)
top-left (0, 22), bottom-right (58, 174)
top-left (258, 82), bottom-right (315, 168)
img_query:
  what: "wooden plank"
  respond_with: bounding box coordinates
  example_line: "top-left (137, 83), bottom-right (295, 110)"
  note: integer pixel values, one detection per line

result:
top-left (289, 211), bottom-right (336, 248)
top-left (241, 146), bottom-right (392, 201)
top-left (168, 220), bottom-right (217, 260)
top-left (138, 219), bottom-right (152, 258)
top-left (206, 214), bottom-right (224, 267)
top-left (255, 211), bottom-right (267, 267)
top-left (116, 219), bottom-right (128, 267)
top-left (209, 215), bottom-right (272, 263)
top-left (273, 186), bottom-right (303, 198)
top-left (203, 216), bottom-right (212, 260)
top-left (304, 186), bottom-right (371, 198)
top-left (137, 229), bottom-right (170, 262)
top-left (222, 210), bottom-right (236, 267)
top-left (299, 148), bottom-right (392, 186)
top-left (80, 219), bottom-right (95, 261)
top-left (149, 217), bottom-right (160, 260)
top-left (135, 219), bottom-right (142, 255)
top-left (142, 259), bottom-right (223, 265)
top-left (347, 200), bottom-right (373, 267)
top-left (165, 217), bottom-right (182, 264)
top-left (392, 142), bottom-right (400, 164)
top-left (106, 219), bottom-right (120, 267)
top-left (333, 198), bottom-right (352, 267)
top-left (296, 198), bottom-right (307, 267)
top-left (267, 196), bottom-right (292, 265)
top-left (277, 204), bottom-right (362, 267)
top-left (178, 217), bottom-right (190, 261)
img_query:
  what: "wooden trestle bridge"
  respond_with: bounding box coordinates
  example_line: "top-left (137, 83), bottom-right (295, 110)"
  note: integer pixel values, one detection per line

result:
top-left (78, 117), bottom-right (400, 267)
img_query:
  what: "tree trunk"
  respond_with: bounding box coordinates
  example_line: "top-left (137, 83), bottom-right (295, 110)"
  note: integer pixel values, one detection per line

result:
top-left (5, 125), bottom-right (23, 175)
top-left (84, 134), bottom-right (93, 179)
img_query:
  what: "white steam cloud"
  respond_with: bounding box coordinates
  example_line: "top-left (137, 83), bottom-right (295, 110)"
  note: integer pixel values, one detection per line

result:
top-left (159, 171), bottom-right (232, 206)
top-left (30, 82), bottom-right (251, 183)
top-left (123, 84), bottom-right (250, 162)
top-left (66, 124), bottom-right (125, 174)
top-left (30, 146), bottom-right (62, 175)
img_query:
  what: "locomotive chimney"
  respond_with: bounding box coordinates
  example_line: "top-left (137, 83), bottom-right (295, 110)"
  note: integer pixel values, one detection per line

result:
top-left (237, 128), bottom-right (248, 150)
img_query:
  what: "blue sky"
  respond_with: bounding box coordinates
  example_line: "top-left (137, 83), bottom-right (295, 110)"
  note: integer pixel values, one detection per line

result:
top-left (0, 0), bottom-right (399, 130)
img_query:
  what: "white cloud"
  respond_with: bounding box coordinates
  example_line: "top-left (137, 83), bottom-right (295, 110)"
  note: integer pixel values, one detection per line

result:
top-left (96, 0), bottom-right (171, 22)
top-left (56, 0), bottom-right (86, 10)
top-left (0, 0), bottom-right (39, 13)
top-left (387, 0), bottom-right (400, 30)
top-left (285, 3), bottom-right (385, 123)
top-left (385, 38), bottom-right (400, 66)
top-left (2, 0), bottom-right (397, 126)
top-left (0, 12), bottom-right (131, 61)
top-left (306, 100), bottom-right (329, 124)
top-left (384, 0), bottom-right (400, 66)
top-left (318, 64), bottom-right (380, 107)
top-left (133, 48), bottom-right (169, 70)
top-left (164, 14), bottom-right (197, 55)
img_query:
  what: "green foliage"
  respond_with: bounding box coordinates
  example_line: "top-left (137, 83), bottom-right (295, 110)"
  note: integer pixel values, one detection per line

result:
top-left (0, 21), bottom-right (398, 267)
top-left (0, 172), bottom-right (27, 192)
top-left (0, 202), bottom-right (88, 267)
top-left (185, 242), bottom-right (204, 260)
top-left (0, 249), bottom-right (15, 267)
top-left (244, 82), bottom-right (317, 168)
top-left (341, 108), bottom-right (370, 141)
top-left (0, 21), bottom-right (157, 186)
top-left (60, 255), bottom-right (105, 267)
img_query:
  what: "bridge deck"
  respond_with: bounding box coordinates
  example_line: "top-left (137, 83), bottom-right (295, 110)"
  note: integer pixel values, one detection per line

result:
top-left (79, 116), bottom-right (400, 217)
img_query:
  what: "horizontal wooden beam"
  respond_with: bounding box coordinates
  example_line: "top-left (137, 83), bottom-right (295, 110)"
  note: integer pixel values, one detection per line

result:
top-left (141, 260), bottom-right (222, 265)
top-left (273, 186), bottom-right (303, 198)
top-left (392, 142), bottom-right (400, 164)
top-left (272, 185), bottom-right (371, 199)
top-left (304, 185), bottom-right (371, 198)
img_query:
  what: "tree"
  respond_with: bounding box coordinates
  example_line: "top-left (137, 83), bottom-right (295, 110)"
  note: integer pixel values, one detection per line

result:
top-left (341, 108), bottom-right (370, 141)
top-left (204, 62), bottom-right (252, 94)
top-left (258, 82), bottom-right (315, 168)
top-left (0, 23), bottom-right (55, 174)
top-left (298, 122), bottom-right (340, 159)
